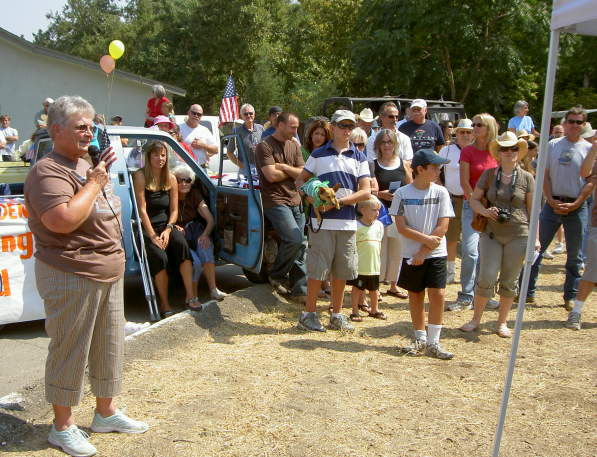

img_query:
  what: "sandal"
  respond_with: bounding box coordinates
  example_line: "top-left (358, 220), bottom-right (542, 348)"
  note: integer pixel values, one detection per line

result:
top-left (186, 297), bottom-right (202, 311)
top-left (160, 310), bottom-right (175, 319)
top-left (349, 313), bottom-right (363, 322)
top-left (368, 311), bottom-right (387, 320)
top-left (460, 320), bottom-right (479, 332)
top-left (358, 303), bottom-right (371, 313)
top-left (386, 289), bottom-right (408, 299)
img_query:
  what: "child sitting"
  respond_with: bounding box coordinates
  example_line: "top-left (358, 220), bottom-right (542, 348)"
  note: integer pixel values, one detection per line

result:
top-left (389, 149), bottom-right (455, 359)
top-left (348, 197), bottom-right (386, 321)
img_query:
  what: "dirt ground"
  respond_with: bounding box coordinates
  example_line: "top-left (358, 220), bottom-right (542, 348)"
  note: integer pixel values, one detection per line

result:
top-left (2, 254), bottom-right (596, 457)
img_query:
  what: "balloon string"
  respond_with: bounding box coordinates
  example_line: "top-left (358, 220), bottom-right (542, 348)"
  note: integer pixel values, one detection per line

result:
top-left (106, 70), bottom-right (115, 119)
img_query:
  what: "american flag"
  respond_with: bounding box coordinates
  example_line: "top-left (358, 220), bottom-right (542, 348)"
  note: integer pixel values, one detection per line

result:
top-left (218, 75), bottom-right (239, 125)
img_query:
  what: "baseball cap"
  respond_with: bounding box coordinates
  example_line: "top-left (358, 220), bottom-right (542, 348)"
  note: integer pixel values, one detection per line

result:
top-left (410, 99), bottom-right (427, 109)
top-left (331, 109), bottom-right (356, 124)
top-left (43, 97), bottom-right (54, 105)
top-left (411, 149), bottom-right (449, 169)
top-left (152, 115), bottom-right (175, 130)
top-left (268, 106), bottom-right (283, 115)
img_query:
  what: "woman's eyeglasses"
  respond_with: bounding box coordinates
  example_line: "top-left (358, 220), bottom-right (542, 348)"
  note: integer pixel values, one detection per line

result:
top-left (177, 177), bottom-right (193, 184)
top-left (499, 146), bottom-right (519, 152)
top-left (566, 119), bottom-right (584, 125)
top-left (472, 123), bottom-right (485, 128)
top-left (354, 142), bottom-right (365, 147)
top-left (74, 124), bottom-right (97, 134)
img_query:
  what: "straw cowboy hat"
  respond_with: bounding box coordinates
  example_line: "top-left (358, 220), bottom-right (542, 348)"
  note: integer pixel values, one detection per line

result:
top-left (516, 129), bottom-right (536, 142)
top-left (580, 122), bottom-right (596, 139)
top-left (489, 131), bottom-right (528, 160)
top-left (359, 108), bottom-right (377, 123)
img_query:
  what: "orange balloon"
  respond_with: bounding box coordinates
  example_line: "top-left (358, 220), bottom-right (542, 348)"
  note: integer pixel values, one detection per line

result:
top-left (99, 55), bottom-right (116, 74)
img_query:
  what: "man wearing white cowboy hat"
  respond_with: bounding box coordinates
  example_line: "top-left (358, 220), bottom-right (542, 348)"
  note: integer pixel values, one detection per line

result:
top-left (358, 108), bottom-right (377, 137)
top-left (527, 106), bottom-right (594, 311)
top-left (438, 118), bottom-right (474, 285)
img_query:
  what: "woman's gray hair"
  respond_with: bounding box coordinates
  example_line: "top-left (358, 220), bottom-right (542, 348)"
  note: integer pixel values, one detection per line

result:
top-left (514, 100), bottom-right (528, 115)
top-left (171, 163), bottom-right (195, 183)
top-left (240, 103), bottom-right (255, 115)
top-left (47, 95), bottom-right (95, 137)
top-left (350, 127), bottom-right (367, 144)
top-left (152, 84), bottom-right (166, 98)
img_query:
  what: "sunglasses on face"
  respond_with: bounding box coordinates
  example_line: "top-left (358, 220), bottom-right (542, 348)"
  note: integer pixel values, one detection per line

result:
top-left (190, 111), bottom-right (203, 117)
top-left (177, 177), bottom-right (193, 184)
top-left (242, 112), bottom-right (255, 116)
top-left (354, 142), bottom-right (365, 147)
top-left (566, 119), bottom-right (584, 125)
top-left (336, 123), bottom-right (355, 130)
top-left (74, 124), bottom-right (97, 134)
top-left (472, 123), bottom-right (485, 128)
top-left (499, 146), bottom-right (519, 152)
top-left (385, 114), bottom-right (399, 120)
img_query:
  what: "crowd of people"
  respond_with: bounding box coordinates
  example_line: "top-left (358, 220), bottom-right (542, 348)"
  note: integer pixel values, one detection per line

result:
top-left (13, 89), bottom-right (596, 456)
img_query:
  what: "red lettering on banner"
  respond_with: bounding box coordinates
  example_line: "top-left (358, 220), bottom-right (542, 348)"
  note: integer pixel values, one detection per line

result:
top-left (0, 269), bottom-right (10, 297)
top-left (1, 232), bottom-right (33, 259)
top-left (0, 202), bottom-right (28, 220)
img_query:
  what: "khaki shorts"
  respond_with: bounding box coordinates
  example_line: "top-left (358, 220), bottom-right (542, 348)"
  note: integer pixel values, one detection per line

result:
top-left (306, 228), bottom-right (357, 281)
top-left (582, 226), bottom-right (597, 283)
top-left (446, 194), bottom-right (463, 242)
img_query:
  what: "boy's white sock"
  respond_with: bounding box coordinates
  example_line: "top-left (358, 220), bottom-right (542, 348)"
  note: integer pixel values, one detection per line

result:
top-left (447, 261), bottom-right (455, 273)
top-left (572, 300), bottom-right (585, 314)
top-left (427, 324), bottom-right (442, 345)
top-left (414, 329), bottom-right (427, 342)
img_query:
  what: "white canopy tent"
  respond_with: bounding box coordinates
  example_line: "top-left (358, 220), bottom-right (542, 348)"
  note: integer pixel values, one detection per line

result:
top-left (492, 1), bottom-right (597, 456)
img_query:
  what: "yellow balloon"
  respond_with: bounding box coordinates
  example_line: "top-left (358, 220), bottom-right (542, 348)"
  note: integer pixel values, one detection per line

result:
top-left (109, 40), bottom-right (125, 60)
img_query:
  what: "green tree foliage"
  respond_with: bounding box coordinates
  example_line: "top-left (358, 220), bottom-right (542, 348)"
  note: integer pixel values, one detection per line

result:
top-left (33, 0), bottom-right (597, 124)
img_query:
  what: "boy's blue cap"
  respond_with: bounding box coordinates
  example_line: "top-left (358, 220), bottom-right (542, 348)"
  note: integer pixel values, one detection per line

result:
top-left (411, 148), bottom-right (450, 169)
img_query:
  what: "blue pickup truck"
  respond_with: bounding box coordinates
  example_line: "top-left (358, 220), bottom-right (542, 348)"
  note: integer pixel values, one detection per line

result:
top-left (0, 124), bottom-right (271, 323)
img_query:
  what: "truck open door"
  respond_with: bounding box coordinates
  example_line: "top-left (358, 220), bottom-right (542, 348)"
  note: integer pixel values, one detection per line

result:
top-left (213, 134), bottom-right (264, 275)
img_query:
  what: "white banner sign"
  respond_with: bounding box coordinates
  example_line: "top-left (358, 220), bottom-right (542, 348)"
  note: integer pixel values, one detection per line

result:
top-left (0, 197), bottom-right (45, 325)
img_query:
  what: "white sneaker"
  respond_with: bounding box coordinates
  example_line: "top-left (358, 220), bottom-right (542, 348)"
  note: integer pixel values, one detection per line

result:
top-left (542, 250), bottom-right (554, 260)
top-left (48, 424), bottom-right (97, 456)
top-left (124, 321), bottom-right (150, 336)
top-left (91, 409), bottom-right (149, 434)
top-left (551, 242), bottom-right (565, 254)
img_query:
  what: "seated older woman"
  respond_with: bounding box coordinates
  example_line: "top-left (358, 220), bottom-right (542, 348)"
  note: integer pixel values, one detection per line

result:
top-left (24, 95), bottom-right (148, 457)
top-left (132, 141), bottom-right (198, 317)
top-left (172, 164), bottom-right (227, 301)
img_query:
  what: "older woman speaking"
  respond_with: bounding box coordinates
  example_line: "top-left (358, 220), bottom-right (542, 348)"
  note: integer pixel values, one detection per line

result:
top-left (25, 96), bottom-right (148, 457)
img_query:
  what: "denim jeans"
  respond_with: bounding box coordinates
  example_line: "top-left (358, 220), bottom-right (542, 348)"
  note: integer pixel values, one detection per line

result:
top-left (263, 204), bottom-right (307, 296)
top-left (458, 200), bottom-right (479, 302)
top-left (527, 202), bottom-right (588, 300)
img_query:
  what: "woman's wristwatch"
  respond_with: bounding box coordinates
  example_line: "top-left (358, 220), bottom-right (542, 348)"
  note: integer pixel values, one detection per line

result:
top-left (166, 223), bottom-right (175, 230)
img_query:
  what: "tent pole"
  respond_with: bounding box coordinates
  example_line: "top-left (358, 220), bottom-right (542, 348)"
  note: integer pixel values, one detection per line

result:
top-left (491, 28), bottom-right (561, 457)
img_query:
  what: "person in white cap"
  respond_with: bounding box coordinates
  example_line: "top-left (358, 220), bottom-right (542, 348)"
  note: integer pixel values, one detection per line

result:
top-left (295, 109), bottom-right (371, 332)
top-left (34, 97), bottom-right (54, 128)
top-left (399, 98), bottom-right (445, 153)
top-left (438, 118), bottom-right (474, 283)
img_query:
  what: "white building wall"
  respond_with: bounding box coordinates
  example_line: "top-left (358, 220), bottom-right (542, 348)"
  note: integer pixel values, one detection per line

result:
top-left (0, 38), bottom-right (155, 143)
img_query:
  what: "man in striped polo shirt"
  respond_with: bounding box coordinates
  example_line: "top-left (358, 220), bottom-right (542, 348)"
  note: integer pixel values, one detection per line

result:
top-left (295, 110), bottom-right (372, 331)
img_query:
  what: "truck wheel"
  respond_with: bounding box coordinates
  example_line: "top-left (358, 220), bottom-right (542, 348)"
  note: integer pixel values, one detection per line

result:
top-left (242, 267), bottom-right (268, 284)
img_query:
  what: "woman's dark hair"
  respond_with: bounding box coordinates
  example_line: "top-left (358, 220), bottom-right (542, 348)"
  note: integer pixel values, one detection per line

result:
top-left (305, 119), bottom-right (332, 152)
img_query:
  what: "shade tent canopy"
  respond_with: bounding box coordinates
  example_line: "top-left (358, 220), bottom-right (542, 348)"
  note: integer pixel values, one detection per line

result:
top-left (551, 0), bottom-right (597, 34)
top-left (492, 1), bottom-right (595, 456)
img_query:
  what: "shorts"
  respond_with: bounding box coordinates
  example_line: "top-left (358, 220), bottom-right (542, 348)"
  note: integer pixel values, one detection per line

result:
top-left (581, 226), bottom-right (597, 283)
top-left (446, 195), bottom-right (463, 242)
top-left (347, 274), bottom-right (380, 291)
top-left (397, 256), bottom-right (447, 293)
top-left (306, 228), bottom-right (357, 281)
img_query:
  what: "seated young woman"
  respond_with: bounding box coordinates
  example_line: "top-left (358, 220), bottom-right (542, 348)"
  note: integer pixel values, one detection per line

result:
top-left (132, 141), bottom-right (199, 317)
top-left (171, 164), bottom-right (227, 302)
